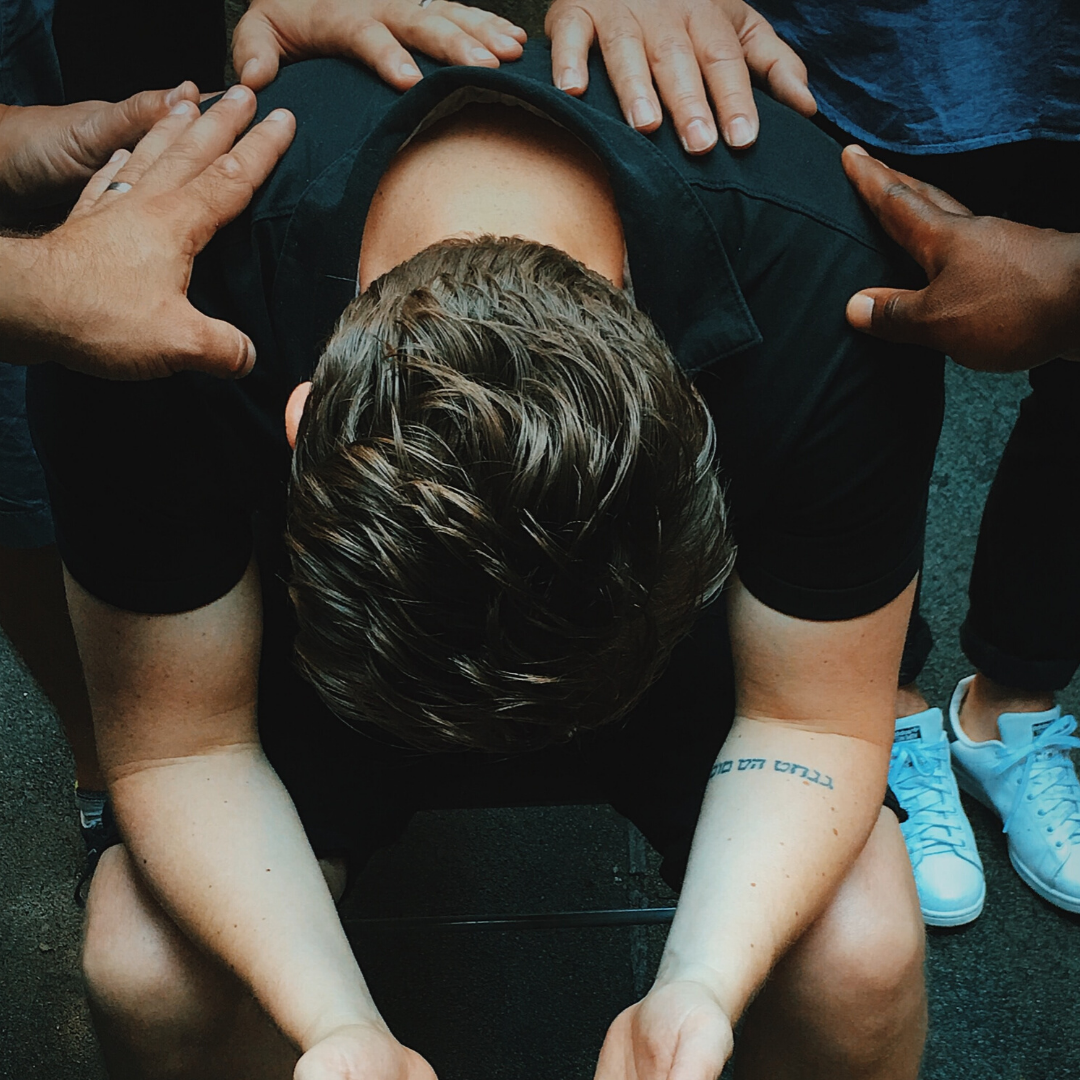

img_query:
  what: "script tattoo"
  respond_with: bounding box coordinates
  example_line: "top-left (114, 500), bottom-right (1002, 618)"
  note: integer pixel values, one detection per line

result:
top-left (708, 758), bottom-right (835, 789)
top-left (774, 760), bottom-right (834, 789)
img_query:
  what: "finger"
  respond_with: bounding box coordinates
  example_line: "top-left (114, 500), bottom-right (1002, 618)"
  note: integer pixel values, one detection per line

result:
top-left (137, 85), bottom-right (260, 194)
top-left (841, 145), bottom-right (953, 271)
top-left (880, 163), bottom-right (973, 216)
top-left (391, 11), bottom-right (499, 70)
top-left (547, 4), bottom-right (595, 94)
top-left (69, 148), bottom-right (131, 217)
top-left (232, 10), bottom-right (282, 91)
top-left (643, 15), bottom-right (721, 153)
top-left (86, 81), bottom-right (200, 160)
top-left (107, 98), bottom-right (202, 187)
top-left (166, 303), bottom-right (257, 378)
top-left (177, 107), bottom-right (296, 253)
top-left (846, 287), bottom-right (934, 347)
top-left (436, 2), bottom-right (527, 58)
top-left (593, 12), bottom-right (665, 133)
top-left (740, 19), bottom-right (816, 117)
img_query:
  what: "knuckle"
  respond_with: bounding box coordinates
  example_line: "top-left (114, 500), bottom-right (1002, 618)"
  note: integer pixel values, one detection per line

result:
top-left (697, 37), bottom-right (747, 68)
top-left (646, 34), bottom-right (695, 66)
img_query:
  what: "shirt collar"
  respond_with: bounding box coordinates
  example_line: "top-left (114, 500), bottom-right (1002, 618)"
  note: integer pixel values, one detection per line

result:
top-left (272, 49), bottom-right (762, 376)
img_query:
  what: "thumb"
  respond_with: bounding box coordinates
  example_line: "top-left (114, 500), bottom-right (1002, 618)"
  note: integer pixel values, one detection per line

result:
top-left (167, 306), bottom-right (257, 378)
top-left (90, 82), bottom-right (200, 156)
top-left (232, 10), bottom-right (282, 90)
top-left (846, 288), bottom-right (932, 346)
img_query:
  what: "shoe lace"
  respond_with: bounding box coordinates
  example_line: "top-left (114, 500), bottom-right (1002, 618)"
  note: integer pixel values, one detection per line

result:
top-left (988, 714), bottom-right (1080, 838)
top-left (890, 739), bottom-right (971, 861)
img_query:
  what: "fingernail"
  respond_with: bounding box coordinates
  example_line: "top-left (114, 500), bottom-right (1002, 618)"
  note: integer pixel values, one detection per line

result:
top-left (400, 62), bottom-right (421, 79)
top-left (847, 143), bottom-right (870, 158)
top-left (267, 108), bottom-right (291, 123)
top-left (682, 118), bottom-right (716, 154)
top-left (108, 148), bottom-right (129, 164)
top-left (495, 34), bottom-right (521, 51)
top-left (169, 99), bottom-right (195, 116)
top-left (847, 293), bottom-right (875, 328)
top-left (241, 58), bottom-right (260, 82)
top-left (224, 84), bottom-right (249, 102)
top-left (469, 46), bottom-right (497, 64)
top-left (557, 67), bottom-right (584, 92)
top-left (165, 82), bottom-right (187, 106)
top-left (629, 97), bottom-right (660, 129)
top-left (724, 115), bottom-right (755, 149)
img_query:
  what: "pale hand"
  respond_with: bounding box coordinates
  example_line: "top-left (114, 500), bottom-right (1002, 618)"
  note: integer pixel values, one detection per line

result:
top-left (594, 981), bottom-right (734, 1080)
top-left (234, 0), bottom-right (526, 92)
top-left (545, 0), bottom-right (815, 153)
top-left (294, 1023), bottom-right (438, 1080)
top-left (843, 145), bottom-right (1080, 372)
top-left (0, 84), bottom-right (198, 211)
top-left (3, 87), bottom-right (294, 378)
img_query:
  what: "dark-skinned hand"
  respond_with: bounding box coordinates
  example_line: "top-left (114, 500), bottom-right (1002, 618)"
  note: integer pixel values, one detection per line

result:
top-left (1, 86), bottom-right (295, 379)
top-left (844, 144), bottom-right (1080, 372)
top-left (545, 0), bottom-right (816, 153)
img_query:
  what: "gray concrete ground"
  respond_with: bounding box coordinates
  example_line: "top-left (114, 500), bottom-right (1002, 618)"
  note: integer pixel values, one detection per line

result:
top-left (2, 3), bottom-right (1079, 1073)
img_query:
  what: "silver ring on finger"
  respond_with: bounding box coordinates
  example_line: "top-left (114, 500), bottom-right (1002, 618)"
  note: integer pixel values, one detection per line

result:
top-left (105, 181), bottom-right (133, 193)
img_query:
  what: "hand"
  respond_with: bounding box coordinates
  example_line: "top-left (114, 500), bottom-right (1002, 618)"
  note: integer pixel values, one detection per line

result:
top-left (545, 0), bottom-right (815, 154)
top-left (843, 145), bottom-right (1080, 372)
top-left (594, 981), bottom-right (734, 1080)
top-left (2, 86), bottom-right (295, 378)
top-left (294, 1022), bottom-right (438, 1080)
top-left (234, 0), bottom-right (527, 93)
top-left (0, 83), bottom-right (199, 211)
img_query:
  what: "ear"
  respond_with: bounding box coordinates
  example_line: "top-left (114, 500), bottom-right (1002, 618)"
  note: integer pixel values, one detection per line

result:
top-left (285, 381), bottom-right (313, 449)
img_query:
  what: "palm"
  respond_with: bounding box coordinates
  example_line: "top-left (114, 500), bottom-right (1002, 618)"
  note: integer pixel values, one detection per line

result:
top-left (295, 1023), bottom-right (438, 1080)
top-left (594, 982), bottom-right (733, 1080)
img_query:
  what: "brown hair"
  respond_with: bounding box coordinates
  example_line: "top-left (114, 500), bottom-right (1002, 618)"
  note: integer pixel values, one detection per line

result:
top-left (287, 237), bottom-right (733, 752)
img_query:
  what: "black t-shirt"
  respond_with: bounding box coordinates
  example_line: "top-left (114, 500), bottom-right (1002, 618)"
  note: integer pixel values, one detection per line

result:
top-left (29, 46), bottom-right (942, 630)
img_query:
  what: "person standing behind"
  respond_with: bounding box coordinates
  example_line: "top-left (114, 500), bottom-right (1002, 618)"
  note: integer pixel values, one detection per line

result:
top-left (753, 0), bottom-right (1080, 924)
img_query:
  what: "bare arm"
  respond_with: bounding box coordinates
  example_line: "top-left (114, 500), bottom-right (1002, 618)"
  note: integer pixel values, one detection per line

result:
top-left (67, 562), bottom-right (434, 1077)
top-left (595, 575), bottom-right (914, 1078)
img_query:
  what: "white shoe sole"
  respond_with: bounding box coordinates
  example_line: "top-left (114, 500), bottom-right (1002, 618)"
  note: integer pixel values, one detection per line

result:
top-left (1009, 850), bottom-right (1080, 914)
top-left (954, 768), bottom-right (1080, 914)
top-left (920, 889), bottom-right (986, 927)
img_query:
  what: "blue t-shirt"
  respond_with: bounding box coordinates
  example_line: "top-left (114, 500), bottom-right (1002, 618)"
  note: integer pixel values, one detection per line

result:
top-left (757, 0), bottom-right (1080, 153)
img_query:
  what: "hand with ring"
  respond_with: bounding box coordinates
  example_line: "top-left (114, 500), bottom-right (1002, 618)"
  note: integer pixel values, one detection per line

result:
top-left (0, 83), bottom-right (200, 216)
top-left (232, 0), bottom-right (527, 93)
top-left (0, 86), bottom-right (295, 379)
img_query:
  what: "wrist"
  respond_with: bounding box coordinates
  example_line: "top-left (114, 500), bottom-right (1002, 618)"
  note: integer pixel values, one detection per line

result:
top-left (0, 234), bottom-right (56, 363)
top-left (300, 1014), bottom-right (390, 1054)
top-left (652, 953), bottom-right (752, 1023)
top-left (1060, 232), bottom-right (1080, 357)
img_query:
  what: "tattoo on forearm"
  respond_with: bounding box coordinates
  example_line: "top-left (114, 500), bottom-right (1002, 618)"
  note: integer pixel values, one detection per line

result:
top-left (709, 758), bottom-right (835, 789)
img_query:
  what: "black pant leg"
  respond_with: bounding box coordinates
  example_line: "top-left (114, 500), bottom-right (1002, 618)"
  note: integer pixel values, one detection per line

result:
top-left (960, 358), bottom-right (1080, 691)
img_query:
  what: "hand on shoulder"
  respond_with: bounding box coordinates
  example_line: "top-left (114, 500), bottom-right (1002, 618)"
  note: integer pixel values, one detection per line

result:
top-left (843, 144), bottom-right (1080, 372)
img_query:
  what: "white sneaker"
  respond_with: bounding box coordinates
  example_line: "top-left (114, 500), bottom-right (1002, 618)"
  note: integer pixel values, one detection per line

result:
top-left (949, 675), bottom-right (1080, 914)
top-left (889, 708), bottom-right (985, 926)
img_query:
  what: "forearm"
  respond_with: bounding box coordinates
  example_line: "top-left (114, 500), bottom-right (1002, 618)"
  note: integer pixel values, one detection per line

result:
top-left (0, 235), bottom-right (51, 363)
top-left (657, 716), bottom-right (888, 1022)
top-left (111, 743), bottom-right (382, 1052)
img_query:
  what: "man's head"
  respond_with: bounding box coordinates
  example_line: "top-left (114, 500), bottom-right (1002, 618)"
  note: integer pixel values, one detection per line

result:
top-left (286, 236), bottom-right (733, 752)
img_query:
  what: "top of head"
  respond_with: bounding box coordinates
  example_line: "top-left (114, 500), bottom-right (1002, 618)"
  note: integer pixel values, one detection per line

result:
top-left (286, 237), bottom-right (734, 753)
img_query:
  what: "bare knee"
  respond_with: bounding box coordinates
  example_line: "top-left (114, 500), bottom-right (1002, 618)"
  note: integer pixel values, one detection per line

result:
top-left (739, 812), bottom-right (927, 1080)
top-left (82, 846), bottom-right (236, 1044)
